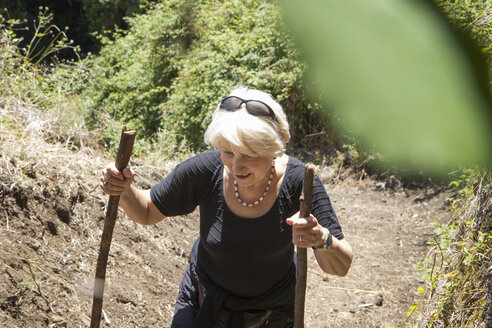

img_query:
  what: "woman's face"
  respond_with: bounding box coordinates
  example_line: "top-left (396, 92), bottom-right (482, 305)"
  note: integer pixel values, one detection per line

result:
top-left (220, 147), bottom-right (273, 189)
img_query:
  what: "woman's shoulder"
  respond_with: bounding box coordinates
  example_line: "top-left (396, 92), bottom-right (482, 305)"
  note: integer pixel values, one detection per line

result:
top-left (277, 155), bottom-right (304, 191)
top-left (286, 155), bottom-right (304, 168)
top-left (285, 155), bottom-right (305, 176)
top-left (179, 149), bottom-right (222, 172)
top-left (194, 149), bottom-right (222, 164)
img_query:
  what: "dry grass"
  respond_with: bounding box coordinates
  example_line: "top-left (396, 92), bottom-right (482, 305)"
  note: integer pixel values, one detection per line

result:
top-left (0, 97), bottom-right (103, 183)
top-left (0, 85), bottom-right (187, 327)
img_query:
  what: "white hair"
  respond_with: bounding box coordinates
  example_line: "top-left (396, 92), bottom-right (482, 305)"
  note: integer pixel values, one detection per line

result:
top-left (204, 86), bottom-right (290, 157)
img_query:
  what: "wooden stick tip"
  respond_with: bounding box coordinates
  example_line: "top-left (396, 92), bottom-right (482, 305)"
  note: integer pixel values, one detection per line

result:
top-left (122, 126), bottom-right (136, 135)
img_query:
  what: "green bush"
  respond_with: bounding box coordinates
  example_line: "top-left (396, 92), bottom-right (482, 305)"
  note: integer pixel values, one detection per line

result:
top-left (82, 0), bottom-right (330, 159)
top-left (82, 0), bottom-right (186, 145)
top-left (81, 0), bottom-right (148, 36)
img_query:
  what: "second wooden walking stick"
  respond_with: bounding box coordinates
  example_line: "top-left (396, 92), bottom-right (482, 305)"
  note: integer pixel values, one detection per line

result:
top-left (90, 127), bottom-right (136, 328)
top-left (294, 163), bottom-right (315, 328)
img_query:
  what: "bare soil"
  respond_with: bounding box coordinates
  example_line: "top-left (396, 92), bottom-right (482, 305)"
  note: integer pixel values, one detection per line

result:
top-left (0, 129), bottom-right (452, 327)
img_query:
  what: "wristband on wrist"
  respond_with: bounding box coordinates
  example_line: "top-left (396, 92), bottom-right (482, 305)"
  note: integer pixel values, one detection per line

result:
top-left (312, 228), bottom-right (333, 250)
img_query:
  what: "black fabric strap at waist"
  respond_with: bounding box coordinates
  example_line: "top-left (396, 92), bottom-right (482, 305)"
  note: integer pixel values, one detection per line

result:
top-left (190, 238), bottom-right (295, 328)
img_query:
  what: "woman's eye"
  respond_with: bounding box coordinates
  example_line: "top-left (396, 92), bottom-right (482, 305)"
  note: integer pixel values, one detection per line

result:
top-left (224, 151), bottom-right (234, 156)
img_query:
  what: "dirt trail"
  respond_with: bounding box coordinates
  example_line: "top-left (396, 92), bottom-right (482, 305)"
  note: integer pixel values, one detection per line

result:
top-left (0, 134), bottom-right (452, 327)
top-left (305, 176), bottom-right (451, 327)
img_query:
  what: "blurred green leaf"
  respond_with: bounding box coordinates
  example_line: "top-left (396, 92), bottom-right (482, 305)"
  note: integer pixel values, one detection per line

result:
top-left (282, 0), bottom-right (492, 173)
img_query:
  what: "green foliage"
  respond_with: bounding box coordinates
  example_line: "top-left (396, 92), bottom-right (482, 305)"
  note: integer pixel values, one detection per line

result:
top-left (80, 0), bottom-right (149, 36)
top-left (3, 7), bottom-right (85, 110)
top-left (82, 0), bottom-right (326, 159)
top-left (161, 0), bottom-right (305, 148)
top-left (0, 9), bottom-right (91, 141)
top-left (435, 0), bottom-right (492, 54)
top-left (0, 0), bottom-right (90, 59)
top-left (22, 7), bottom-right (79, 65)
top-left (0, 16), bottom-right (22, 73)
top-left (82, 0), bottom-right (189, 144)
top-left (338, 138), bottom-right (379, 172)
top-left (0, 13), bottom-right (43, 101)
top-left (0, 0), bottom-right (158, 59)
top-left (407, 170), bottom-right (491, 327)
top-left (281, 0), bottom-right (492, 175)
top-left (447, 168), bottom-right (482, 212)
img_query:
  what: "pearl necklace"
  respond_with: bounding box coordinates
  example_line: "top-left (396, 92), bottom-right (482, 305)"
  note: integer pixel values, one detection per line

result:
top-left (234, 161), bottom-right (275, 207)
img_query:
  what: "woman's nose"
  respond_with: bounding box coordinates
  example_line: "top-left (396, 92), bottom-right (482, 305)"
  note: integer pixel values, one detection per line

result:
top-left (232, 157), bottom-right (245, 169)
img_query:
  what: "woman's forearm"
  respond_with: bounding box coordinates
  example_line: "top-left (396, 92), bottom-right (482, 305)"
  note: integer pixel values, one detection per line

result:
top-left (314, 237), bottom-right (353, 276)
top-left (120, 186), bottom-right (164, 225)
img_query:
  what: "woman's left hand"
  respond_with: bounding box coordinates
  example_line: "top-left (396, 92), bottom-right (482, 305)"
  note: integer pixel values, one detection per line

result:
top-left (286, 212), bottom-right (328, 248)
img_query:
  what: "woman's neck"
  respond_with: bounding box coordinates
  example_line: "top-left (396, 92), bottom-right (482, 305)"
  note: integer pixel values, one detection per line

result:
top-left (224, 154), bottom-right (288, 205)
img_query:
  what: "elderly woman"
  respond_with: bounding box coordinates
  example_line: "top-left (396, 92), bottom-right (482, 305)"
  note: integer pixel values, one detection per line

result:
top-left (101, 87), bottom-right (353, 327)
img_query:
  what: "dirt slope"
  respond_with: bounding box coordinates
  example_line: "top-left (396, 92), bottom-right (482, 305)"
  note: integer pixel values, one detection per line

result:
top-left (0, 122), bottom-right (452, 327)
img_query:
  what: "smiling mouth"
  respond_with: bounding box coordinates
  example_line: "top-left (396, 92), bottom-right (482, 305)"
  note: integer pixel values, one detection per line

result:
top-left (234, 173), bottom-right (251, 180)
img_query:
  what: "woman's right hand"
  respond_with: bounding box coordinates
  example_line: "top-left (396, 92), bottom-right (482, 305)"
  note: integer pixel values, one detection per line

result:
top-left (100, 162), bottom-right (135, 196)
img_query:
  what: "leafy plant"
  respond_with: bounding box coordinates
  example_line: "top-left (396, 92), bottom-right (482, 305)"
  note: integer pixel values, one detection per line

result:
top-left (82, 0), bottom-right (328, 160)
top-left (435, 0), bottom-right (492, 54)
top-left (23, 6), bottom-right (78, 65)
top-left (447, 168), bottom-right (482, 212)
top-left (407, 170), bottom-right (491, 327)
top-left (0, 8), bottom-right (94, 148)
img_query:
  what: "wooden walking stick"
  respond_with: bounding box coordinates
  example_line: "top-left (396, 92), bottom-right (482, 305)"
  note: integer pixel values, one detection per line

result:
top-left (294, 163), bottom-right (315, 328)
top-left (90, 127), bottom-right (136, 328)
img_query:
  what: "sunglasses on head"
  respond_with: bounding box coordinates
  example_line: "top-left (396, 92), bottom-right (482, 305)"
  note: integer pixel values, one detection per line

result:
top-left (219, 96), bottom-right (276, 120)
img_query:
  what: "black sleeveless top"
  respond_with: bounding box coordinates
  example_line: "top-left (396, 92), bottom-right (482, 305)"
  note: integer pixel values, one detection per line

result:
top-left (150, 150), bottom-right (343, 299)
